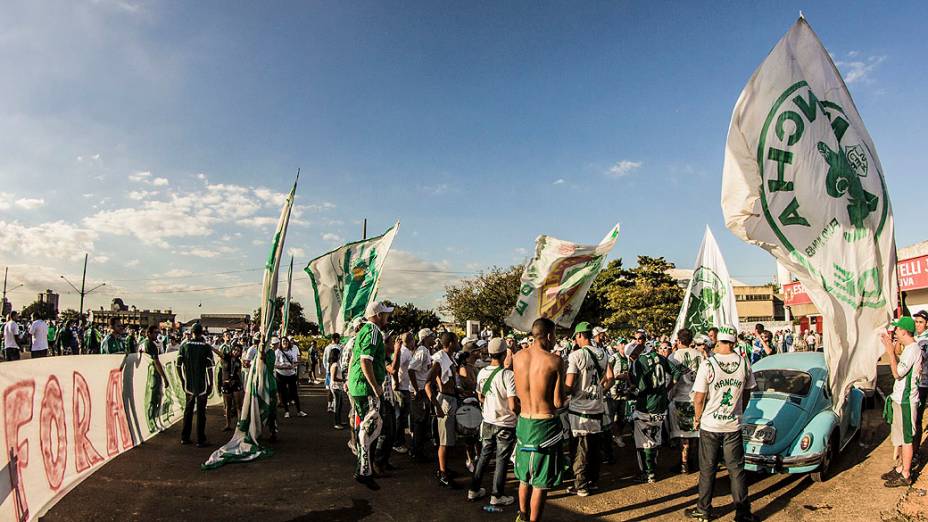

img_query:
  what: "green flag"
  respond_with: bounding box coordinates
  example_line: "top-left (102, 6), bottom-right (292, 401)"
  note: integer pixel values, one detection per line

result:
top-left (203, 173), bottom-right (298, 470)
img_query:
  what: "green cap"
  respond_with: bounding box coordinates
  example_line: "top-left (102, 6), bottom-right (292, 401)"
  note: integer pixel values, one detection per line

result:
top-left (505, 333), bottom-right (515, 339)
top-left (892, 316), bottom-right (916, 334)
top-left (574, 322), bottom-right (592, 335)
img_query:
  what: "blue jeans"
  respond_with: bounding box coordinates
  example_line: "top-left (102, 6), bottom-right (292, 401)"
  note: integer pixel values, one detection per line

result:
top-left (470, 422), bottom-right (516, 497)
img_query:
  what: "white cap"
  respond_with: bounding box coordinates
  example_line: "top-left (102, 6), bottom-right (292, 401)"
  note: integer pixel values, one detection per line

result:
top-left (270, 337), bottom-right (281, 345)
top-left (694, 334), bottom-right (709, 345)
top-left (519, 338), bottom-right (530, 345)
top-left (417, 328), bottom-right (434, 342)
top-left (475, 339), bottom-right (488, 349)
top-left (592, 326), bottom-right (608, 336)
top-left (717, 331), bottom-right (737, 343)
top-left (366, 300), bottom-right (395, 318)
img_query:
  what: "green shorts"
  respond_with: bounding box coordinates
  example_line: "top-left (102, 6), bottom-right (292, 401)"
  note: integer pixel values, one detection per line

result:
top-left (514, 416), bottom-right (567, 490)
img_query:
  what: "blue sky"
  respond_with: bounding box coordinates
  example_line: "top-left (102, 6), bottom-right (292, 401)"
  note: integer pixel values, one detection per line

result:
top-left (1, 1), bottom-right (926, 320)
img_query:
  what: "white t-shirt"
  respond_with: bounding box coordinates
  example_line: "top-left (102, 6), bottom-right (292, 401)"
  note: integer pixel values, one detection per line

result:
top-left (244, 345), bottom-right (258, 365)
top-left (3, 320), bottom-right (20, 349)
top-left (396, 345), bottom-right (412, 392)
top-left (431, 350), bottom-right (456, 386)
top-left (323, 343), bottom-right (342, 372)
top-left (408, 345), bottom-right (431, 391)
top-left (566, 344), bottom-right (609, 414)
top-left (805, 334), bottom-right (816, 347)
top-left (274, 347), bottom-right (299, 376)
top-left (890, 342), bottom-right (922, 405)
top-left (693, 352), bottom-right (756, 433)
top-left (28, 320), bottom-right (49, 351)
top-left (916, 331), bottom-right (928, 388)
top-left (669, 347), bottom-right (704, 402)
top-left (477, 365), bottom-right (517, 428)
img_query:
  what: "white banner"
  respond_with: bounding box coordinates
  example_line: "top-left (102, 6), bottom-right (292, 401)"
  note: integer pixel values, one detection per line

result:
top-left (306, 222), bottom-right (399, 336)
top-left (506, 224), bottom-right (620, 332)
top-left (722, 17), bottom-right (896, 405)
top-left (671, 226), bottom-right (740, 339)
top-left (0, 354), bottom-right (221, 521)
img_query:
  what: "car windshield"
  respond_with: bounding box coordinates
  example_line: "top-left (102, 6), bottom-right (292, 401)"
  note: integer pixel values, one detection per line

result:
top-left (753, 369), bottom-right (812, 397)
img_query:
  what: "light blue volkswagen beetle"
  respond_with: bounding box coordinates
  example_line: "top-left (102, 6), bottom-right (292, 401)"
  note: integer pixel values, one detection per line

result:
top-left (742, 352), bottom-right (863, 482)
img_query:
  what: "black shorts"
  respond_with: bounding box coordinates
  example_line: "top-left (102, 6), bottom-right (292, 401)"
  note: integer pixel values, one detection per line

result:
top-left (220, 380), bottom-right (243, 394)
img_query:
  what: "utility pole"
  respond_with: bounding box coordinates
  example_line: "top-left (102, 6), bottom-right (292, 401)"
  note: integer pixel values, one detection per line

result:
top-left (60, 254), bottom-right (106, 326)
top-left (362, 218), bottom-right (367, 240)
top-left (2, 267), bottom-right (23, 316)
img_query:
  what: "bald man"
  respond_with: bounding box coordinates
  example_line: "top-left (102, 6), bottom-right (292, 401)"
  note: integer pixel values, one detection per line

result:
top-left (513, 318), bottom-right (568, 522)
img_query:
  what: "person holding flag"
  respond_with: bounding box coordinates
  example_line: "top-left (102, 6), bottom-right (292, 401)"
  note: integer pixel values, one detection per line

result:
top-left (630, 331), bottom-right (672, 484)
top-left (348, 300), bottom-right (393, 490)
top-left (880, 317), bottom-right (922, 488)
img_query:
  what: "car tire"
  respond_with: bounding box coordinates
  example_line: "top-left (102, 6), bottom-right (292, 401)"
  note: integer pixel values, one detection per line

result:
top-left (811, 433), bottom-right (837, 483)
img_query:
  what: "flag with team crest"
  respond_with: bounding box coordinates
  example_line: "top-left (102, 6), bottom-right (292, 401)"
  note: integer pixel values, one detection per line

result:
top-left (721, 17), bottom-right (896, 408)
top-left (671, 226), bottom-right (740, 339)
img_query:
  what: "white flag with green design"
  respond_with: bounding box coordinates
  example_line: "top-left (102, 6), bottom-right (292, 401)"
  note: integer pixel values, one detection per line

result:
top-left (721, 17), bottom-right (896, 407)
top-left (671, 226), bottom-right (740, 339)
top-left (203, 175), bottom-right (297, 470)
top-left (306, 222), bottom-right (399, 336)
top-left (505, 223), bottom-right (620, 332)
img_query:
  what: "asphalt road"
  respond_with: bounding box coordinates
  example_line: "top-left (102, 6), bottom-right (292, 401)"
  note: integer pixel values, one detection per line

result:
top-left (44, 383), bottom-right (902, 521)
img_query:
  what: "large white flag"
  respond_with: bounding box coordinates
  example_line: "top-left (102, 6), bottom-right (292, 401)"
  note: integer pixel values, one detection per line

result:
top-left (722, 17), bottom-right (896, 406)
top-left (671, 226), bottom-right (740, 339)
top-left (306, 222), bottom-right (399, 336)
top-left (506, 224), bottom-right (620, 332)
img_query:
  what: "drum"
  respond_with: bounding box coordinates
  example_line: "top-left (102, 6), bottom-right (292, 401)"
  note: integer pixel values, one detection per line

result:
top-left (455, 401), bottom-right (482, 437)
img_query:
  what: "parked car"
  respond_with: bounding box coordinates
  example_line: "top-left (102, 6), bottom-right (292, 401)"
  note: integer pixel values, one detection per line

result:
top-left (742, 352), bottom-right (863, 482)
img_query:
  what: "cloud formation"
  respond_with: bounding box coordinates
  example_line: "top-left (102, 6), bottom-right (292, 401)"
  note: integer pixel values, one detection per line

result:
top-left (835, 54), bottom-right (887, 84)
top-left (607, 160), bottom-right (642, 177)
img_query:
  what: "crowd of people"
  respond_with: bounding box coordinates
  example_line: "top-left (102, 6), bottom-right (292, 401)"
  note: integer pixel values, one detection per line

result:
top-left (5, 302), bottom-right (928, 521)
top-left (320, 302), bottom-right (844, 521)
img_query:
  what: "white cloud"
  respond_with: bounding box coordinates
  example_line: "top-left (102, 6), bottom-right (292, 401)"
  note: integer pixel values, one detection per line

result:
top-left (553, 179), bottom-right (565, 185)
top-left (236, 216), bottom-right (278, 228)
top-left (287, 247), bottom-right (306, 258)
top-left (0, 193), bottom-right (12, 210)
top-left (836, 55), bottom-right (887, 84)
top-left (15, 197), bottom-right (45, 209)
top-left (419, 183), bottom-right (450, 195)
top-left (322, 232), bottom-right (344, 242)
top-left (128, 171), bottom-right (151, 182)
top-left (151, 177), bottom-right (169, 186)
top-left (514, 247), bottom-right (529, 256)
top-left (607, 160), bottom-right (642, 177)
top-left (378, 250), bottom-right (461, 304)
top-left (301, 202), bottom-right (336, 212)
top-left (0, 220), bottom-right (98, 260)
top-left (127, 190), bottom-right (157, 200)
top-left (162, 269), bottom-right (193, 277)
top-left (125, 259), bottom-right (140, 268)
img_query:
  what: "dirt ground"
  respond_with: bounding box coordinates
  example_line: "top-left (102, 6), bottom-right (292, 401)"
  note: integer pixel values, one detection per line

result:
top-left (44, 383), bottom-right (916, 522)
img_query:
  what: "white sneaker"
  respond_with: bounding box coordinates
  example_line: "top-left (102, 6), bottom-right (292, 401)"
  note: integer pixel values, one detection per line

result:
top-left (491, 495), bottom-right (514, 506)
top-left (284, 412), bottom-right (291, 419)
top-left (467, 488), bottom-right (486, 501)
top-left (393, 446), bottom-right (409, 454)
top-left (297, 411), bottom-right (308, 417)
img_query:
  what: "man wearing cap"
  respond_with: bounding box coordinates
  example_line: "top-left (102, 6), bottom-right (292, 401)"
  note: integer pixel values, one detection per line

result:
top-left (177, 323), bottom-right (216, 447)
top-left (407, 328), bottom-right (435, 462)
top-left (425, 331), bottom-right (460, 488)
top-left (347, 301), bottom-right (393, 490)
top-left (912, 310), bottom-right (928, 458)
top-left (685, 329), bottom-right (756, 521)
top-left (880, 316), bottom-right (923, 487)
top-left (565, 321), bottom-right (613, 496)
top-left (669, 329), bottom-right (704, 474)
top-left (467, 337), bottom-right (519, 506)
top-left (606, 340), bottom-right (632, 450)
top-left (591, 326), bottom-right (617, 464)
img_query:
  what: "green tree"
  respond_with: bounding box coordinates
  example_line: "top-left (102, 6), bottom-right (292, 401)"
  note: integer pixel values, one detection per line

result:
top-left (441, 265), bottom-right (522, 332)
top-left (575, 258), bottom-right (625, 327)
top-left (21, 300), bottom-right (55, 320)
top-left (59, 309), bottom-right (81, 324)
top-left (383, 301), bottom-right (441, 334)
top-left (600, 256), bottom-right (683, 337)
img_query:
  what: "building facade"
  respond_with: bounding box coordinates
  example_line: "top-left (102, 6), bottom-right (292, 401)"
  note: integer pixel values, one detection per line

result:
top-left (38, 289), bottom-right (60, 315)
top-left (89, 298), bottom-right (175, 330)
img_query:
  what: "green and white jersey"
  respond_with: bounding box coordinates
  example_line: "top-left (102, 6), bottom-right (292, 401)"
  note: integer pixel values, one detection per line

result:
top-left (669, 347), bottom-right (703, 402)
top-left (566, 344), bottom-right (609, 414)
top-left (631, 351), bottom-right (672, 414)
top-left (100, 333), bottom-right (128, 354)
top-left (607, 349), bottom-right (630, 399)
top-left (347, 322), bottom-right (386, 398)
top-left (890, 342), bottom-right (922, 405)
top-left (693, 352), bottom-right (755, 433)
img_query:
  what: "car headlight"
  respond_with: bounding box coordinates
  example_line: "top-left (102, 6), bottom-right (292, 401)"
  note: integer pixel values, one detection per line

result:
top-left (800, 433), bottom-right (813, 451)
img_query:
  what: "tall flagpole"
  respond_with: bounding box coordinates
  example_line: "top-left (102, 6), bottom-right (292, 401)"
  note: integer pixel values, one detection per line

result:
top-left (281, 256), bottom-right (294, 337)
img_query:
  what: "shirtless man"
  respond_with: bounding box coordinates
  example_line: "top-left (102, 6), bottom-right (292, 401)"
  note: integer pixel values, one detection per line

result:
top-left (512, 318), bottom-right (568, 522)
